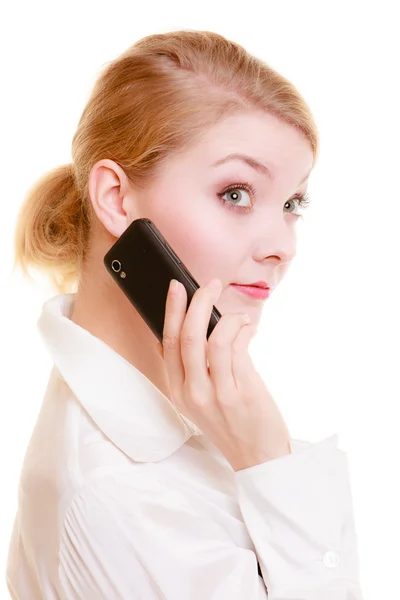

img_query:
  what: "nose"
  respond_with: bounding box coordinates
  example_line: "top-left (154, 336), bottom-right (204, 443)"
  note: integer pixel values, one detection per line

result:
top-left (257, 214), bottom-right (298, 268)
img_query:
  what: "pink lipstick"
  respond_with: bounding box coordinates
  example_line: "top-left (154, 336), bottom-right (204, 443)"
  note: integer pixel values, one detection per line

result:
top-left (230, 284), bottom-right (271, 300)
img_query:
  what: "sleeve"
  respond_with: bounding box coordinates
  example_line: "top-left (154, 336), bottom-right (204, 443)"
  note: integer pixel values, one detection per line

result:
top-left (234, 434), bottom-right (364, 600)
top-left (59, 471), bottom-right (269, 600)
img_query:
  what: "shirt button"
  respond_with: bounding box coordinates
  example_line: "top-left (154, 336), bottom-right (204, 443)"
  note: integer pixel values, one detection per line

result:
top-left (322, 551), bottom-right (340, 568)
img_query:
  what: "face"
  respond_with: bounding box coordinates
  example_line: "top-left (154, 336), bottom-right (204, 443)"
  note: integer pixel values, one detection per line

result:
top-left (92, 110), bottom-right (314, 327)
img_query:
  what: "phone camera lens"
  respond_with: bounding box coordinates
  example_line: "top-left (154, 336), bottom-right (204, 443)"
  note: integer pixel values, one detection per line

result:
top-left (111, 260), bottom-right (121, 273)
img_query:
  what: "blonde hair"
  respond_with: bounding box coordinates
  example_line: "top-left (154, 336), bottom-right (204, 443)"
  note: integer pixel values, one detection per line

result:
top-left (13, 29), bottom-right (319, 295)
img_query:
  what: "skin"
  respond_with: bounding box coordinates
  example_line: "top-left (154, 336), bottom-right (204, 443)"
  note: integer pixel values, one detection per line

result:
top-left (70, 110), bottom-right (314, 407)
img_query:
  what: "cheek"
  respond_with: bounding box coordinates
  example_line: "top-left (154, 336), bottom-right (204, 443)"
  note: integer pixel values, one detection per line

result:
top-left (155, 208), bottom-right (235, 284)
top-left (145, 183), bottom-right (238, 283)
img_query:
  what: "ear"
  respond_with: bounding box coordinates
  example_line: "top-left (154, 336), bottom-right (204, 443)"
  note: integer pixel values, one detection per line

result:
top-left (88, 159), bottom-right (136, 238)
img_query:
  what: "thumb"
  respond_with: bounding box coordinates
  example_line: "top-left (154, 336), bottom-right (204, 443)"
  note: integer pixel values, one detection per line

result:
top-left (237, 323), bottom-right (257, 349)
top-left (231, 323), bottom-right (258, 384)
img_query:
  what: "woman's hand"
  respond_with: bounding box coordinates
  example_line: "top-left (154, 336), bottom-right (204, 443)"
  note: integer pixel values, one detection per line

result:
top-left (157, 277), bottom-right (292, 471)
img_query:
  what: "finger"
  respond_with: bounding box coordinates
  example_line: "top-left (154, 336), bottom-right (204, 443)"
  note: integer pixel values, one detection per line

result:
top-left (207, 313), bottom-right (251, 402)
top-left (180, 278), bottom-right (223, 390)
top-left (231, 324), bottom-right (258, 390)
top-left (162, 279), bottom-right (187, 393)
top-left (156, 342), bottom-right (164, 360)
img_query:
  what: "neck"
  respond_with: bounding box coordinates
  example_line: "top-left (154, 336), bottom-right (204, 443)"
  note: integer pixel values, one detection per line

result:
top-left (69, 257), bottom-right (171, 402)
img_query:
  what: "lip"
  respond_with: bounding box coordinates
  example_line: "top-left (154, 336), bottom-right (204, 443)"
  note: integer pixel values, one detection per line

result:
top-left (245, 280), bottom-right (269, 289)
top-left (230, 284), bottom-right (271, 300)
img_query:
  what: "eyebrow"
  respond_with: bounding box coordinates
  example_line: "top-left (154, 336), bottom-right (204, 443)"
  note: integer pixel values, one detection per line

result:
top-left (213, 153), bottom-right (311, 186)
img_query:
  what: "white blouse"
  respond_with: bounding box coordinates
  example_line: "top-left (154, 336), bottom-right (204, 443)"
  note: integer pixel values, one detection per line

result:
top-left (6, 293), bottom-right (364, 599)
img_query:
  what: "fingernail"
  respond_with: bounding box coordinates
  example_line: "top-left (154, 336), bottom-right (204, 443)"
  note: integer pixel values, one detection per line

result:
top-left (207, 278), bottom-right (221, 289)
top-left (241, 314), bottom-right (251, 324)
top-left (169, 279), bottom-right (179, 294)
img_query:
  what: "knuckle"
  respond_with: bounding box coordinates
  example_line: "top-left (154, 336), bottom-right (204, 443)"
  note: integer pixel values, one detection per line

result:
top-left (162, 334), bottom-right (179, 351)
top-left (192, 395), bottom-right (207, 408)
top-left (186, 382), bottom-right (207, 406)
top-left (208, 313), bottom-right (244, 348)
top-left (208, 332), bottom-right (225, 349)
top-left (181, 331), bottom-right (197, 348)
top-left (217, 393), bottom-right (236, 407)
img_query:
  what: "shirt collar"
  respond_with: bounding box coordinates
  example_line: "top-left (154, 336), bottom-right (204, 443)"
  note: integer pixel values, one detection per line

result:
top-left (37, 293), bottom-right (203, 463)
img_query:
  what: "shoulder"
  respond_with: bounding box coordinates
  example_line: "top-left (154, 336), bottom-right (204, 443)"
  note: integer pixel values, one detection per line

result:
top-left (18, 366), bottom-right (144, 525)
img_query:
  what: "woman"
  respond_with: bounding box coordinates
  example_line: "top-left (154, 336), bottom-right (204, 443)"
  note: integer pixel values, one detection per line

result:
top-left (6, 30), bottom-right (364, 599)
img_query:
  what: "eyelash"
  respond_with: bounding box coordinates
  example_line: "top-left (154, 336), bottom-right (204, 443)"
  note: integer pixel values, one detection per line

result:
top-left (217, 181), bottom-right (312, 215)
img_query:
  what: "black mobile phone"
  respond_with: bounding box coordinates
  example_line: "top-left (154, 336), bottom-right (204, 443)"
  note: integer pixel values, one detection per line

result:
top-left (103, 218), bottom-right (222, 343)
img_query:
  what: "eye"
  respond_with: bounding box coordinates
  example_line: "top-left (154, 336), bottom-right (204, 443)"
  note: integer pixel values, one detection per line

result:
top-left (284, 192), bottom-right (312, 217)
top-left (217, 182), bottom-right (312, 217)
top-left (217, 182), bottom-right (255, 212)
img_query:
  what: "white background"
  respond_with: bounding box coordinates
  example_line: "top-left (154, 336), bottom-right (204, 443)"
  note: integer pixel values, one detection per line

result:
top-left (1, 2), bottom-right (399, 598)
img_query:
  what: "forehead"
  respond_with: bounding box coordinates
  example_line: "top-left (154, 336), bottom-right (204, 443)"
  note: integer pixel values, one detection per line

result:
top-left (151, 110), bottom-right (314, 191)
top-left (198, 111), bottom-right (313, 173)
